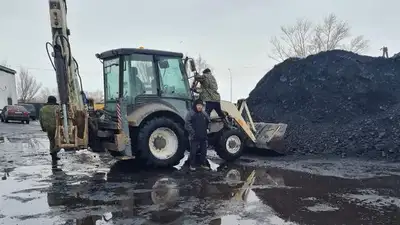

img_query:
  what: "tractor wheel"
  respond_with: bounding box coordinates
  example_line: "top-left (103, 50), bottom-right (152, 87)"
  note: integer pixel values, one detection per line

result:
top-left (215, 129), bottom-right (244, 162)
top-left (87, 119), bottom-right (106, 153)
top-left (137, 117), bottom-right (186, 167)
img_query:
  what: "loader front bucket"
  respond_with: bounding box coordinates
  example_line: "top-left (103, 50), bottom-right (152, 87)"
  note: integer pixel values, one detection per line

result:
top-left (253, 122), bottom-right (288, 154)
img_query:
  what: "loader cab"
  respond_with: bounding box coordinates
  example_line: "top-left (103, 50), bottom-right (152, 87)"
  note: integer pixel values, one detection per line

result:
top-left (97, 48), bottom-right (192, 113)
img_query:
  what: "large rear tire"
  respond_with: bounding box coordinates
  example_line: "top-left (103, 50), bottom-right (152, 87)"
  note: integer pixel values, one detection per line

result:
top-left (87, 118), bottom-right (106, 153)
top-left (137, 117), bottom-right (186, 167)
top-left (215, 129), bottom-right (245, 162)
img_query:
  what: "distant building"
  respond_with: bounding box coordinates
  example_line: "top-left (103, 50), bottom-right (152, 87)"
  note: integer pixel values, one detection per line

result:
top-left (0, 65), bottom-right (17, 107)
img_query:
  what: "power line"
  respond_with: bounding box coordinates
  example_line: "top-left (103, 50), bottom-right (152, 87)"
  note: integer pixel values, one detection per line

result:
top-left (6, 63), bottom-right (270, 77)
top-left (6, 64), bottom-right (101, 76)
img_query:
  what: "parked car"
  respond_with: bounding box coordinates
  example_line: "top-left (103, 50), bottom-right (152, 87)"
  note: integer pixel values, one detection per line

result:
top-left (28, 103), bottom-right (45, 119)
top-left (1, 105), bottom-right (30, 124)
top-left (18, 103), bottom-right (37, 120)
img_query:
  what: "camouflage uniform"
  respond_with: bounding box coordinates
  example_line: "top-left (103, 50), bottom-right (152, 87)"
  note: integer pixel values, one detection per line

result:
top-left (194, 69), bottom-right (226, 120)
top-left (194, 72), bottom-right (221, 102)
top-left (39, 103), bottom-right (60, 153)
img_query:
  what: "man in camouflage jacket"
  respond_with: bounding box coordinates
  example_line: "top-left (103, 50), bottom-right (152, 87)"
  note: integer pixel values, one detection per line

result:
top-left (39, 96), bottom-right (61, 162)
top-left (194, 68), bottom-right (228, 124)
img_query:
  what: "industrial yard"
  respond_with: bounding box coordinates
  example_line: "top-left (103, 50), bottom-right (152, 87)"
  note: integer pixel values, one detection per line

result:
top-left (1, 121), bottom-right (399, 225)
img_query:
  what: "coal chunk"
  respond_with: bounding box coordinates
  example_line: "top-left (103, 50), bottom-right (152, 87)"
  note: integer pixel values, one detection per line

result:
top-left (247, 50), bottom-right (400, 160)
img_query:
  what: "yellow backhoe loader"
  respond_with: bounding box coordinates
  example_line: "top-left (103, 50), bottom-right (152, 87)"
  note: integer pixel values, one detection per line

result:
top-left (46, 0), bottom-right (288, 167)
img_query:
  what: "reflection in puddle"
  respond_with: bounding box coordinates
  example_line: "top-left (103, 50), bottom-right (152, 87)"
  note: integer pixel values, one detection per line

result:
top-left (42, 160), bottom-right (296, 224)
top-left (0, 169), bottom-right (52, 224)
top-left (340, 190), bottom-right (400, 209)
top-left (306, 203), bottom-right (339, 212)
top-left (260, 158), bottom-right (400, 179)
top-left (2, 144), bottom-right (400, 225)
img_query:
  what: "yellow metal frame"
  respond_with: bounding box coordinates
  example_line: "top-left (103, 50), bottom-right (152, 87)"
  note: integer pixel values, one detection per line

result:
top-left (209, 100), bottom-right (257, 142)
top-left (54, 107), bottom-right (88, 150)
top-left (210, 99), bottom-right (287, 149)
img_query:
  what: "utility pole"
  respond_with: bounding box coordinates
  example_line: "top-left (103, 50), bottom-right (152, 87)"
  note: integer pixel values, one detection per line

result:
top-left (228, 68), bottom-right (232, 102)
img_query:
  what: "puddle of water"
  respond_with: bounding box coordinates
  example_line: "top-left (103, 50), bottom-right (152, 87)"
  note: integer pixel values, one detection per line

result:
top-left (0, 134), bottom-right (51, 171)
top-left (253, 158), bottom-right (400, 179)
top-left (306, 203), bottom-right (339, 212)
top-left (1, 216), bottom-right (60, 225)
top-left (0, 158), bottom-right (294, 224)
top-left (3, 156), bottom-right (400, 225)
top-left (0, 166), bottom-right (52, 223)
top-left (1, 124), bottom-right (400, 225)
top-left (340, 192), bottom-right (400, 209)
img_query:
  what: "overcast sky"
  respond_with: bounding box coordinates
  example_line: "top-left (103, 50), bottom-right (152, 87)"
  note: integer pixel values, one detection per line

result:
top-left (0, 0), bottom-right (398, 101)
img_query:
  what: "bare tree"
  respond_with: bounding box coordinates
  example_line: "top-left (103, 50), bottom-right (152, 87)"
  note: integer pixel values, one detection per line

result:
top-left (35, 87), bottom-right (58, 102)
top-left (0, 60), bottom-right (10, 67)
top-left (86, 90), bottom-right (104, 103)
top-left (194, 54), bottom-right (211, 73)
top-left (270, 13), bottom-right (369, 62)
top-left (17, 68), bottom-right (42, 103)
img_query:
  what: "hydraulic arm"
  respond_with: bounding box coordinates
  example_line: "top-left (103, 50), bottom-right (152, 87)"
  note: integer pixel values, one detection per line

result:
top-left (47, 0), bottom-right (89, 149)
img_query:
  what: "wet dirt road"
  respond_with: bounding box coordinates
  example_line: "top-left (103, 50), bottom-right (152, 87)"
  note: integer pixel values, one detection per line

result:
top-left (1, 122), bottom-right (400, 225)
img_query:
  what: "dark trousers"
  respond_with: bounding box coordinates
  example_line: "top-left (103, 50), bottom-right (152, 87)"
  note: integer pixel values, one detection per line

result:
top-left (383, 51), bottom-right (389, 58)
top-left (205, 101), bottom-right (225, 118)
top-left (47, 130), bottom-right (57, 154)
top-left (189, 139), bottom-right (207, 167)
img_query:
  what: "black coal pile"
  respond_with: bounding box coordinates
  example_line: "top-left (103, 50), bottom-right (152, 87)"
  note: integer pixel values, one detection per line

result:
top-left (247, 50), bottom-right (400, 160)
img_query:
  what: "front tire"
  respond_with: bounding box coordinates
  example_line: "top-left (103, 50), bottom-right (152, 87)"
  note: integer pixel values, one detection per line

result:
top-left (137, 117), bottom-right (186, 167)
top-left (215, 129), bottom-right (245, 162)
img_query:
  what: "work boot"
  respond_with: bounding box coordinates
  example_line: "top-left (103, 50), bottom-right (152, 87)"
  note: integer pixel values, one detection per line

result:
top-left (50, 152), bottom-right (60, 161)
top-left (189, 165), bottom-right (196, 171)
top-left (200, 164), bottom-right (211, 170)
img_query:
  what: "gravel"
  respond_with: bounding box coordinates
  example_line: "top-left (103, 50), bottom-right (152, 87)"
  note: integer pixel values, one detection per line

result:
top-left (247, 50), bottom-right (400, 160)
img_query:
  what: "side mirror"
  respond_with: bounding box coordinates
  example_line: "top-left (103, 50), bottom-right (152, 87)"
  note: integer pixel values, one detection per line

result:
top-left (189, 59), bottom-right (197, 72)
top-left (159, 60), bottom-right (169, 69)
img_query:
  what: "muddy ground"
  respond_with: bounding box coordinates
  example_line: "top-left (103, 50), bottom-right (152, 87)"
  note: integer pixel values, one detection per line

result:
top-left (0, 122), bottom-right (399, 225)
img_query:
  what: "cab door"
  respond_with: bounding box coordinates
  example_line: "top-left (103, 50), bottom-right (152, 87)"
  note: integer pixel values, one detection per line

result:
top-left (155, 56), bottom-right (192, 118)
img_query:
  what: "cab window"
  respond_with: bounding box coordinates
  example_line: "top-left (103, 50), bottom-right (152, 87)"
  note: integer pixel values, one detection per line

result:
top-left (104, 58), bottom-right (120, 102)
top-left (158, 57), bottom-right (190, 99)
top-left (123, 54), bottom-right (157, 104)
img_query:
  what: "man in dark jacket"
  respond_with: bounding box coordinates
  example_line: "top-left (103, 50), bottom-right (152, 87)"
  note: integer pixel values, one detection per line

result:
top-left (184, 99), bottom-right (211, 171)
